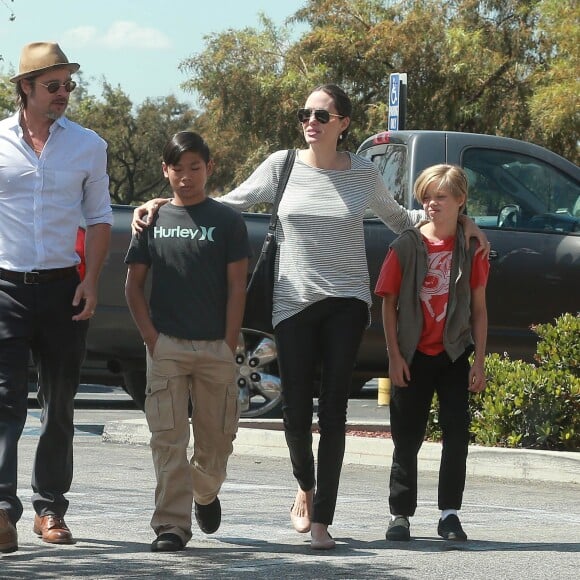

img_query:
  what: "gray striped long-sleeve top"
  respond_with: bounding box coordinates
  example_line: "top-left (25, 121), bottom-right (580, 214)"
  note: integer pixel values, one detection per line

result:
top-left (219, 149), bottom-right (424, 328)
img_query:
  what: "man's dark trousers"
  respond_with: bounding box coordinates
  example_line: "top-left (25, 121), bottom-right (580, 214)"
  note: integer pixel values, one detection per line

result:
top-left (0, 273), bottom-right (87, 524)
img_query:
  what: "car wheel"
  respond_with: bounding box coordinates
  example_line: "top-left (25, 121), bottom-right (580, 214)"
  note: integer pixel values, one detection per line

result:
top-left (235, 328), bottom-right (283, 418)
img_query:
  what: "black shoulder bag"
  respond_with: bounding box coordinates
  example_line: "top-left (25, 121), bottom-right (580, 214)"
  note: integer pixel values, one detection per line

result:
top-left (243, 149), bottom-right (296, 334)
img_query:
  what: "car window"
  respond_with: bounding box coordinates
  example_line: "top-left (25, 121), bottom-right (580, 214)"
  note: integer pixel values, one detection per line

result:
top-left (463, 149), bottom-right (580, 234)
top-left (360, 144), bottom-right (408, 218)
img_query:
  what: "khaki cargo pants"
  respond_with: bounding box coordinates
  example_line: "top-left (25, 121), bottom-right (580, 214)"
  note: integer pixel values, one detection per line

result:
top-left (145, 334), bottom-right (240, 544)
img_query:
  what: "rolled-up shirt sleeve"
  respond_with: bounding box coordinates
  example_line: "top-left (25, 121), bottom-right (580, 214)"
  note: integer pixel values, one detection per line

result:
top-left (82, 138), bottom-right (113, 226)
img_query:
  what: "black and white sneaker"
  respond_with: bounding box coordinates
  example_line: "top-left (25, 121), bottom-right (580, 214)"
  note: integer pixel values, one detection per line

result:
top-left (195, 497), bottom-right (221, 534)
top-left (437, 514), bottom-right (467, 541)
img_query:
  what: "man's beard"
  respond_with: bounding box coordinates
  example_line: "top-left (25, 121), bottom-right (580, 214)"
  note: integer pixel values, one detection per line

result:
top-left (46, 110), bottom-right (64, 121)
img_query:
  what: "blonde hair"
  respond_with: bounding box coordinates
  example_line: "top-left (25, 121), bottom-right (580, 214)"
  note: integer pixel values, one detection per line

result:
top-left (414, 164), bottom-right (468, 208)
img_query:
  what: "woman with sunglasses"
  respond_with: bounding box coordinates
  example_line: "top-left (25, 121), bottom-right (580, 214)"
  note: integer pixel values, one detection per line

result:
top-left (132, 84), bottom-right (487, 550)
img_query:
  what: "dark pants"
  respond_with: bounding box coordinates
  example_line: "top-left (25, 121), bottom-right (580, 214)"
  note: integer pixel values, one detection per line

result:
top-left (0, 275), bottom-right (87, 524)
top-left (275, 297), bottom-right (367, 525)
top-left (389, 350), bottom-right (471, 517)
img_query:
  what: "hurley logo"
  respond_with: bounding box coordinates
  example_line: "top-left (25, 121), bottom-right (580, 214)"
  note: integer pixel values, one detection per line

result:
top-left (153, 225), bottom-right (216, 241)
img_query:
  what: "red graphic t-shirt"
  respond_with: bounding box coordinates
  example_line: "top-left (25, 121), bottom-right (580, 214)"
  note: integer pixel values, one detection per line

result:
top-left (375, 234), bottom-right (489, 355)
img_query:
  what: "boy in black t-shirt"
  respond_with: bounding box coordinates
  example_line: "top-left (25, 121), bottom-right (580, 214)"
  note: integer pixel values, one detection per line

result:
top-left (125, 132), bottom-right (251, 552)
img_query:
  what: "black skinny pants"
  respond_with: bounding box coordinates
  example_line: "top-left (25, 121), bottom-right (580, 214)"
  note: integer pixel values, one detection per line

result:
top-left (388, 349), bottom-right (471, 517)
top-left (0, 275), bottom-right (87, 524)
top-left (275, 297), bottom-right (368, 525)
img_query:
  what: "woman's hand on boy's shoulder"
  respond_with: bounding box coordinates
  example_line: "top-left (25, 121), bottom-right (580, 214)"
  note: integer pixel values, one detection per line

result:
top-left (459, 215), bottom-right (490, 258)
top-left (132, 198), bottom-right (169, 234)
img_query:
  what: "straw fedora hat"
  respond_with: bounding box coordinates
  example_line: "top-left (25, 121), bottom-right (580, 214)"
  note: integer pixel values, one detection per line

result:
top-left (10, 42), bottom-right (80, 83)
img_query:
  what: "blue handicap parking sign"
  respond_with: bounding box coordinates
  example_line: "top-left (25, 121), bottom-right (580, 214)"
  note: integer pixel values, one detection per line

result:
top-left (389, 74), bottom-right (400, 106)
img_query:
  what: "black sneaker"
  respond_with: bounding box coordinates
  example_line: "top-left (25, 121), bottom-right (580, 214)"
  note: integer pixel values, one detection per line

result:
top-left (195, 498), bottom-right (221, 534)
top-left (386, 516), bottom-right (410, 541)
top-left (437, 514), bottom-right (467, 541)
top-left (151, 533), bottom-right (184, 552)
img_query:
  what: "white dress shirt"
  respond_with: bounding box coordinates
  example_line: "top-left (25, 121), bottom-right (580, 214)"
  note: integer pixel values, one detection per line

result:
top-left (0, 111), bottom-right (113, 270)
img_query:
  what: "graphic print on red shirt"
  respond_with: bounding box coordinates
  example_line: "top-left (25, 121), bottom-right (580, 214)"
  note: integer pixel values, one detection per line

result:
top-left (421, 245), bottom-right (452, 320)
top-left (418, 236), bottom-right (454, 355)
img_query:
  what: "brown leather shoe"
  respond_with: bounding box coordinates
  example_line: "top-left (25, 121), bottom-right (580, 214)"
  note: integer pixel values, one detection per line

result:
top-left (33, 514), bottom-right (74, 544)
top-left (0, 509), bottom-right (18, 553)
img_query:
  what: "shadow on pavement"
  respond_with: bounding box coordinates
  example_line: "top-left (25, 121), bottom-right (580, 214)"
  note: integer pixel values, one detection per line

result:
top-left (1, 537), bottom-right (390, 579)
top-left (346, 537), bottom-right (580, 554)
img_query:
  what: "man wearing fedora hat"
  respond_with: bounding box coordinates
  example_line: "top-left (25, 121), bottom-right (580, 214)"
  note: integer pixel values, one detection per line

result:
top-left (0, 42), bottom-right (112, 553)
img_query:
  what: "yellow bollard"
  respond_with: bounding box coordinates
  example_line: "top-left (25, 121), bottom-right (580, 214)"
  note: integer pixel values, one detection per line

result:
top-left (378, 377), bottom-right (391, 406)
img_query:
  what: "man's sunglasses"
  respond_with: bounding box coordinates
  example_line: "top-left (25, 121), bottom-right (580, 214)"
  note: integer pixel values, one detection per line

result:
top-left (35, 80), bottom-right (77, 94)
top-left (297, 108), bottom-right (344, 124)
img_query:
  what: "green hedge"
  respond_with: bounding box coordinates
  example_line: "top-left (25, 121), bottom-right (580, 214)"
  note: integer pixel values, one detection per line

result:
top-left (426, 313), bottom-right (579, 450)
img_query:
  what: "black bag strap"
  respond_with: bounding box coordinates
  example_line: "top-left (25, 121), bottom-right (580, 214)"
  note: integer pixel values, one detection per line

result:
top-left (247, 150), bottom-right (296, 290)
top-left (268, 148), bottom-right (296, 233)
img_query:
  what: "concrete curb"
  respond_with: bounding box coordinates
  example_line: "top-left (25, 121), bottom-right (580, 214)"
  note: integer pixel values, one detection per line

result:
top-left (102, 418), bottom-right (579, 485)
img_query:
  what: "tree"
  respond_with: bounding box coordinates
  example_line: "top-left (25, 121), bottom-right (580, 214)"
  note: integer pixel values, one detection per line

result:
top-left (70, 82), bottom-right (197, 204)
top-left (528, 0), bottom-right (579, 162)
top-left (0, 0), bottom-right (14, 22)
top-left (0, 73), bottom-right (15, 118)
top-left (290, 0), bottom-right (543, 136)
top-left (180, 15), bottom-right (305, 193)
top-left (1, 0), bottom-right (17, 118)
top-left (178, 0), bottom-right (578, 181)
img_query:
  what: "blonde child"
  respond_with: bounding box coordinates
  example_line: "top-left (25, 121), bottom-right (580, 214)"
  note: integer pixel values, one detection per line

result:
top-left (375, 164), bottom-right (489, 542)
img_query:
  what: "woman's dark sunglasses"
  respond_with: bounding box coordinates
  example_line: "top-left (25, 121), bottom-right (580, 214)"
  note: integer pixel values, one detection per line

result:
top-left (297, 108), bottom-right (343, 124)
top-left (36, 80), bottom-right (77, 94)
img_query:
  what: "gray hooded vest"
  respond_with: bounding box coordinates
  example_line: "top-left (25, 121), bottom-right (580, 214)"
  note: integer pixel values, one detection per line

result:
top-left (390, 223), bottom-right (477, 365)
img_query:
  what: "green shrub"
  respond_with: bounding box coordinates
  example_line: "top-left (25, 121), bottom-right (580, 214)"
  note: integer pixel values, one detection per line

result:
top-left (471, 354), bottom-right (579, 449)
top-left (533, 312), bottom-right (579, 377)
top-left (426, 313), bottom-right (579, 450)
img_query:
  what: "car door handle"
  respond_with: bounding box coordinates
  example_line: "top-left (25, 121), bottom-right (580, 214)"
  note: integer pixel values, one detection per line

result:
top-left (489, 250), bottom-right (499, 260)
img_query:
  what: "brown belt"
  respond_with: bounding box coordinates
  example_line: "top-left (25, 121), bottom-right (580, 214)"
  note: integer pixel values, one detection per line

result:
top-left (0, 266), bottom-right (78, 285)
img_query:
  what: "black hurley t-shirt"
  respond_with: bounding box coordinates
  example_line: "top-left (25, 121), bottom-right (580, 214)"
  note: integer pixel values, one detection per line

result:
top-left (125, 198), bottom-right (251, 340)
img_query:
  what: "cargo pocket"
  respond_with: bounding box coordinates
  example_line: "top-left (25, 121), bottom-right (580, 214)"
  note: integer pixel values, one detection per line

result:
top-left (145, 378), bottom-right (175, 432)
top-left (223, 383), bottom-right (240, 435)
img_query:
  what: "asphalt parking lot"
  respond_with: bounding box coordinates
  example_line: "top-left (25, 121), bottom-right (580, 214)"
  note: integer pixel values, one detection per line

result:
top-left (4, 416), bottom-right (580, 579)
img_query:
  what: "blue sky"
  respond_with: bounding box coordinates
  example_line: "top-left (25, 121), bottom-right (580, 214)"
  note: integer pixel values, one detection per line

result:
top-left (0, 0), bottom-right (306, 108)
